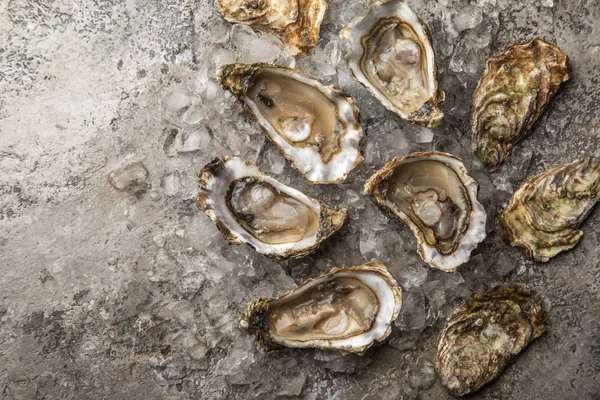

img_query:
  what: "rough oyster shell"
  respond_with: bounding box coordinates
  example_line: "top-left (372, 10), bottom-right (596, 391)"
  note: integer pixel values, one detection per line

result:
top-left (340, 0), bottom-right (444, 127)
top-left (364, 152), bottom-right (486, 272)
top-left (500, 157), bottom-right (600, 262)
top-left (217, 0), bottom-right (326, 55)
top-left (239, 261), bottom-right (402, 354)
top-left (197, 157), bottom-right (346, 259)
top-left (436, 284), bottom-right (548, 397)
top-left (471, 39), bottom-right (570, 166)
top-left (218, 63), bottom-right (364, 184)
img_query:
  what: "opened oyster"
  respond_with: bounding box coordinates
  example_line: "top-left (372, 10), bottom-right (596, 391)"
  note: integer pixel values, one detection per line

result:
top-left (340, 0), bottom-right (444, 127)
top-left (218, 63), bottom-right (363, 184)
top-left (197, 157), bottom-right (346, 259)
top-left (239, 261), bottom-right (402, 354)
top-left (217, 0), bottom-right (326, 55)
top-left (500, 157), bottom-right (600, 262)
top-left (364, 152), bottom-right (486, 272)
top-left (471, 39), bottom-right (570, 166)
top-left (436, 284), bottom-right (548, 397)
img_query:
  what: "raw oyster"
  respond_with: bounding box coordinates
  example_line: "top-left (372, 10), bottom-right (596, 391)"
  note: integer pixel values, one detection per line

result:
top-left (364, 152), bottom-right (486, 272)
top-left (471, 39), bottom-right (570, 166)
top-left (500, 157), bottom-right (600, 262)
top-left (239, 261), bottom-right (402, 354)
top-left (197, 157), bottom-right (346, 259)
top-left (217, 0), bottom-right (326, 55)
top-left (436, 284), bottom-right (548, 397)
top-left (340, 0), bottom-right (444, 127)
top-left (218, 63), bottom-right (363, 184)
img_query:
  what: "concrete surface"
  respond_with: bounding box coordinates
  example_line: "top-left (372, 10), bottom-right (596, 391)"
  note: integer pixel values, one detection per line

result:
top-left (1, 0), bottom-right (599, 399)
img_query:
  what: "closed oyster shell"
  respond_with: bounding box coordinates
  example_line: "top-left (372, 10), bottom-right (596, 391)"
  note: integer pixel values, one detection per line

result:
top-left (197, 157), bottom-right (346, 259)
top-left (341, 0), bottom-right (444, 127)
top-left (217, 0), bottom-right (326, 54)
top-left (364, 152), bottom-right (486, 272)
top-left (471, 39), bottom-right (570, 166)
top-left (218, 63), bottom-right (363, 184)
top-left (436, 284), bottom-right (548, 397)
top-left (239, 261), bottom-right (402, 354)
top-left (500, 157), bottom-right (600, 262)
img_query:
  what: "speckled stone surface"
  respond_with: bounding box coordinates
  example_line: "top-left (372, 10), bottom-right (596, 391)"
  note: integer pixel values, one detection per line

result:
top-left (1, 0), bottom-right (599, 399)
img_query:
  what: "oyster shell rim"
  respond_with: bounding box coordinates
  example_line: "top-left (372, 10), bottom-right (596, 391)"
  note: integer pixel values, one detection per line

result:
top-left (340, 0), bottom-right (445, 127)
top-left (197, 156), bottom-right (346, 259)
top-left (238, 261), bottom-right (403, 355)
top-left (217, 63), bottom-right (364, 184)
top-left (364, 151), bottom-right (487, 272)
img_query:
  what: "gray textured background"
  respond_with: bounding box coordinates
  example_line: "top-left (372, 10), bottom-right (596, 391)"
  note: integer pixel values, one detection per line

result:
top-left (1, 0), bottom-right (599, 399)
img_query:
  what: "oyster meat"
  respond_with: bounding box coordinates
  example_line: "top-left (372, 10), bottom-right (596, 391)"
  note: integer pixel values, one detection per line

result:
top-left (436, 284), bottom-right (548, 397)
top-left (500, 157), bottom-right (600, 262)
top-left (217, 0), bottom-right (326, 55)
top-left (218, 63), bottom-right (363, 184)
top-left (239, 262), bottom-right (402, 354)
top-left (364, 152), bottom-right (486, 272)
top-left (471, 39), bottom-right (570, 166)
top-left (340, 0), bottom-right (444, 127)
top-left (197, 157), bottom-right (346, 259)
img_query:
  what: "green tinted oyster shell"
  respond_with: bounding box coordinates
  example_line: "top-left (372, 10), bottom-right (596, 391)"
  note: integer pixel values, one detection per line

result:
top-left (500, 157), bottom-right (600, 262)
top-left (471, 39), bottom-right (569, 166)
top-left (436, 284), bottom-right (548, 397)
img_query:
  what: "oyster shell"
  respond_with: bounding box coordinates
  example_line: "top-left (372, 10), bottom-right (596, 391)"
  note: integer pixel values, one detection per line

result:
top-left (364, 152), bottom-right (486, 272)
top-left (436, 284), bottom-right (548, 397)
top-left (217, 0), bottom-right (326, 55)
top-left (340, 0), bottom-right (444, 127)
top-left (471, 39), bottom-right (570, 166)
top-left (239, 261), bottom-right (402, 354)
top-left (218, 63), bottom-right (364, 184)
top-left (197, 157), bottom-right (346, 259)
top-left (500, 157), bottom-right (600, 262)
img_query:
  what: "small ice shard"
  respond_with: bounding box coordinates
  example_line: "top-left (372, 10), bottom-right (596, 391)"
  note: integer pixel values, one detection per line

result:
top-left (414, 127), bottom-right (434, 143)
top-left (394, 288), bottom-right (426, 331)
top-left (161, 170), bottom-right (181, 196)
top-left (108, 161), bottom-right (149, 194)
top-left (278, 375), bottom-right (306, 397)
top-left (408, 358), bottom-right (436, 390)
top-left (171, 300), bottom-right (195, 325)
top-left (164, 126), bottom-right (210, 156)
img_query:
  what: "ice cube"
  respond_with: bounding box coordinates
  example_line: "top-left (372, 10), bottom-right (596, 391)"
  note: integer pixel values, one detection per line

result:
top-left (108, 161), bottom-right (149, 194)
top-left (161, 170), bottom-right (181, 196)
top-left (394, 288), bottom-right (427, 331)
